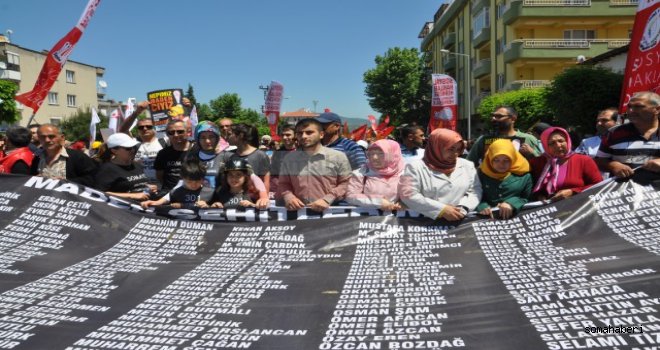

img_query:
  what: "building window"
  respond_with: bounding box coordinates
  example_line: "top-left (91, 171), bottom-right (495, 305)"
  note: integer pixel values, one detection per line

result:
top-left (497, 2), bottom-right (506, 19)
top-left (563, 30), bottom-right (596, 40)
top-left (50, 118), bottom-right (62, 126)
top-left (6, 52), bottom-right (20, 70)
top-left (67, 94), bottom-right (76, 107)
top-left (472, 7), bottom-right (490, 39)
top-left (48, 92), bottom-right (58, 105)
top-left (66, 70), bottom-right (75, 83)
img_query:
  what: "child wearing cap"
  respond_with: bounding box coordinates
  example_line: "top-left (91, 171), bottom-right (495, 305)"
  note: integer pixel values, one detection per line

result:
top-left (209, 159), bottom-right (264, 209)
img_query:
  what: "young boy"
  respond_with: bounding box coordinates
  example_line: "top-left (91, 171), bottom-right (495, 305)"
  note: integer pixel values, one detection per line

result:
top-left (141, 159), bottom-right (207, 209)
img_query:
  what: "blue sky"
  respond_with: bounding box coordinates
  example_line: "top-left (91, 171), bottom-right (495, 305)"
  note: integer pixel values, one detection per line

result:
top-left (1, 1), bottom-right (441, 120)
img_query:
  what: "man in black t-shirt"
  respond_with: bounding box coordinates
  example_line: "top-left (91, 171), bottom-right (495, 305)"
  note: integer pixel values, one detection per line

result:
top-left (154, 120), bottom-right (191, 191)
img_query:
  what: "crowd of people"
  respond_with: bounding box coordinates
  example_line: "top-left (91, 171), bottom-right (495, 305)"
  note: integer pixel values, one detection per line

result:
top-left (0, 91), bottom-right (658, 221)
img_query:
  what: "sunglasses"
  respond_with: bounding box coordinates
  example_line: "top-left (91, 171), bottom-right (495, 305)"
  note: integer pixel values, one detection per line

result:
top-left (490, 113), bottom-right (511, 118)
top-left (137, 125), bottom-right (154, 130)
top-left (167, 130), bottom-right (186, 136)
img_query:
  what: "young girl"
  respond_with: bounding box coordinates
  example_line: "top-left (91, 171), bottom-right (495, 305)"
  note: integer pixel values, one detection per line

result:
top-left (210, 159), bottom-right (263, 209)
top-left (476, 139), bottom-right (532, 220)
top-left (141, 159), bottom-right (207, 209)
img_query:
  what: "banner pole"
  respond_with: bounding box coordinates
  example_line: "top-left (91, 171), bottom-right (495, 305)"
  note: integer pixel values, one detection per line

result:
top-left (25, 113), bottom-right (36, 127)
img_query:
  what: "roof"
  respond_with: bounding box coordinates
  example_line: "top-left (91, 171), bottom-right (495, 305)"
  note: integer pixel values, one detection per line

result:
top-left (581, 44), bottom-right (629, 65)
top-left (280, 108), bottom-right (319, 118)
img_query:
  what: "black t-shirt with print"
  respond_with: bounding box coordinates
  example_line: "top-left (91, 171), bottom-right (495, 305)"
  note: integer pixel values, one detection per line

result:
top-left (154, 146), bottom-right (187, 191)
top-left (95, 162), bottom-right (149, 193)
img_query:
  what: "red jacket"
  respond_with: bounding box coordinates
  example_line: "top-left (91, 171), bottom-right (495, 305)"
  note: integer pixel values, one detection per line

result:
top-left (0, 147), bottom-right (35, 174)
top-left (530, 154), bottom-right (603, 196)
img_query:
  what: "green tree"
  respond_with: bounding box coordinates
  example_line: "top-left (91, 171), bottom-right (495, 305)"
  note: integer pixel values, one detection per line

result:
top-left (209, 93), bottom-right (242, 120)
top-left (184, 83), bottom-right (197, 107)
top-left (197, 103), bottom-right (213, 121)
top-left (0, 80), bottom-right (20, 124)
top-left (477, 88), bottom-right (552, 132)
top-left (59, 108), bottom-right (108, 142)
top-left (363, 47), bottom-right (429, 125)
top-left (545, 66), bottom-right (623, 135)
top-left (235, 108), bottom-right (270, 136)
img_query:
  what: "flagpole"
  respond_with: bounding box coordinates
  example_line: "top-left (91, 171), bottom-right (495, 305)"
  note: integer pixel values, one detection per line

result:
top-left (25, 113), bottom-right (36, 127)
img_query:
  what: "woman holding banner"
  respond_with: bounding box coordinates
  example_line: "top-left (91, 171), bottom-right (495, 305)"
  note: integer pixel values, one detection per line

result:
top-left (94, 133), bottom-right (156, 201)
top-left (476, 139), bottom-right (532, 219)
top-left (530, 127), bottom-right (602, 202)
top-left (399, 129), bottom-right (482, 221)
top-left (345, 139), bottom-right (405, 211)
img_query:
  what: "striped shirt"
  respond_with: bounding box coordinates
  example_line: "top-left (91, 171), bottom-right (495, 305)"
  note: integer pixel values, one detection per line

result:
top-left (326, 137), bottom-right (367, 170)
top-left (596, 123), bottom-right (660, 167)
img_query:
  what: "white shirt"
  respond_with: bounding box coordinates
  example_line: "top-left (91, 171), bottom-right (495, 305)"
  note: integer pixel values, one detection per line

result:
top-left (399, 158), bottom-right (482, 219)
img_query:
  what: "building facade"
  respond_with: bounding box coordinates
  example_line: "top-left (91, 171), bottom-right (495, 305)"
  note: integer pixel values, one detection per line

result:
top-left (421, 0), bottom-right (636, 136)
top-left (0, 36), bottom-right (105, 126)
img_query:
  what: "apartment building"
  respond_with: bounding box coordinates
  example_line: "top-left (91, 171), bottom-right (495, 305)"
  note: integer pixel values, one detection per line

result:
top-left (420, 0), bottom-right (636, 134)
top-left (0, 35), bottom-right (105, 126)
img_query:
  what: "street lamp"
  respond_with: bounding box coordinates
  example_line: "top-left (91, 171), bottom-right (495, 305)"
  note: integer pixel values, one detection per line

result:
top-left (440, 49), bottom-right (472, 140)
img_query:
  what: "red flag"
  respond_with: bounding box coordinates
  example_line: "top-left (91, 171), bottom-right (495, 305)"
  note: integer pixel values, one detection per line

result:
top-left (264, 81), bottom-right (284, 141)
top-left (376, 115), bottom-right (390, 132)
top-left (619, 0), bottom-right (660, 111)
top-left (376, 126), bottom-right (395, 140)
top-left (350, 124), bottom-right (368, 141)
top-left (15, 0), bottom-right (101, 113)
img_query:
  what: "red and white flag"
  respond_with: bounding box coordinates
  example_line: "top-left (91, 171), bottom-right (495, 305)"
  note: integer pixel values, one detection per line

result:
top-left (429, 74), bottom-right (458, 133)
top-left (264, 81), bottom-right (284, 141)
top-left (108, 108), bottom-right (121, 133)
top-left (15, 0), bottom-right (101, 114)
top-left (619, 0), bottom-right (660, 111)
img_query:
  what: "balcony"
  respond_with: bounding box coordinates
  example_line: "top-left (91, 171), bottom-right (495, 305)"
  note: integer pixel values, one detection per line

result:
top-left (473, 58), bottom-right (492, 78)
top-left (443, 56), bottom-right (457, 71)
top-left (472, 28), bottom-right (491, 48)
top-left (609, 0), bottom-right (638, 5)
top-left (0, 68), bottom-right (21, 81)
top-left (502, 0), bottom-right (635, 25)
top-left (504, 39), bottom-right (630, 63)
top-left (506, 80), bottom-right (552, 90)
top-left (443, 33), bottom-right (456, 49)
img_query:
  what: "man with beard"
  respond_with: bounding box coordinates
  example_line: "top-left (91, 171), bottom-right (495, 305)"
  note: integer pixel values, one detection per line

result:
top-left (277, 118), bottom-right (351, 212)
top-left (576, 108), bottom-right (619, 158)
top-left (467, 105), bottom-right (541, 167)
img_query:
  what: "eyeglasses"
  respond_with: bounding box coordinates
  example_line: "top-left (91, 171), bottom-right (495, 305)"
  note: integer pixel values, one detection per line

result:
top-left (137, 125), bottom-right (154, 130)
top-left (167, 130), bottom-right (186, 136)
top-left (490, 113), bottom-right (511, 119)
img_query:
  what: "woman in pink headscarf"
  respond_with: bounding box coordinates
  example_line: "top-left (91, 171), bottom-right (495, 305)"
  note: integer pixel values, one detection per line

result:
top-left (346, 139), bottom-right (405, 211)
top-left (399, 128), bottom-right (482, 221)
top-left (530, 127), bottom-right (602, 202)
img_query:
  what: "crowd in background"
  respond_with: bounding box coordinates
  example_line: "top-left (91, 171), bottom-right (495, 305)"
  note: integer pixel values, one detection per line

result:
top-left (0, 91), bottom-right (658, 221)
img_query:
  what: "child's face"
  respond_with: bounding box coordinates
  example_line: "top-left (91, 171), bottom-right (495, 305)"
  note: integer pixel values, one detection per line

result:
top-left (491, 154), bottom-right (512, 173)
top-left (226, 170), bottom-right (246, 189)
top-left (183, 178), bottom-right (204, 191)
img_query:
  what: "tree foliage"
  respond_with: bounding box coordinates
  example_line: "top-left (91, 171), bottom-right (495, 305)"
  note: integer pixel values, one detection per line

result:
top-left (477, 88), bottom-right (552, 132)
top-left (59, 108), bottom-right (108, 142)
top-left (545, 66), bottom-right (623, 135)
top-left (184, 83), bottom-right (197, 107)
top-left (197, 103), bottom-right (213, 121)
top-left (363, 47), bottom-right (430, 126)
top-left (209, 93), bottom-right (242, 120)
top-left (0, 80), bottom-right (20, 124)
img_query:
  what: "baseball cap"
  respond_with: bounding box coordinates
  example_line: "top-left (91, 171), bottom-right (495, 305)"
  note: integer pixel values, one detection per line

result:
top-left (317, 112), bottom-right (342, 124)
top-left (106, 133), bottom-right (140, 149)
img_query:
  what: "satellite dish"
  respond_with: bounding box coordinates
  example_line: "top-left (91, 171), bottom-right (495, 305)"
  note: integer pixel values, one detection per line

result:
top-left (98, 80), bottom-right (108, 88)
top-left (577, 55), bottom-right (586, 63)
top-left (6, 29), bottom-right (13, 35)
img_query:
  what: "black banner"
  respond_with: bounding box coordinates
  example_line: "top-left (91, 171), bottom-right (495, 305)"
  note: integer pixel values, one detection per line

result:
top-left (0, 175), bottom-right (658, 349)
